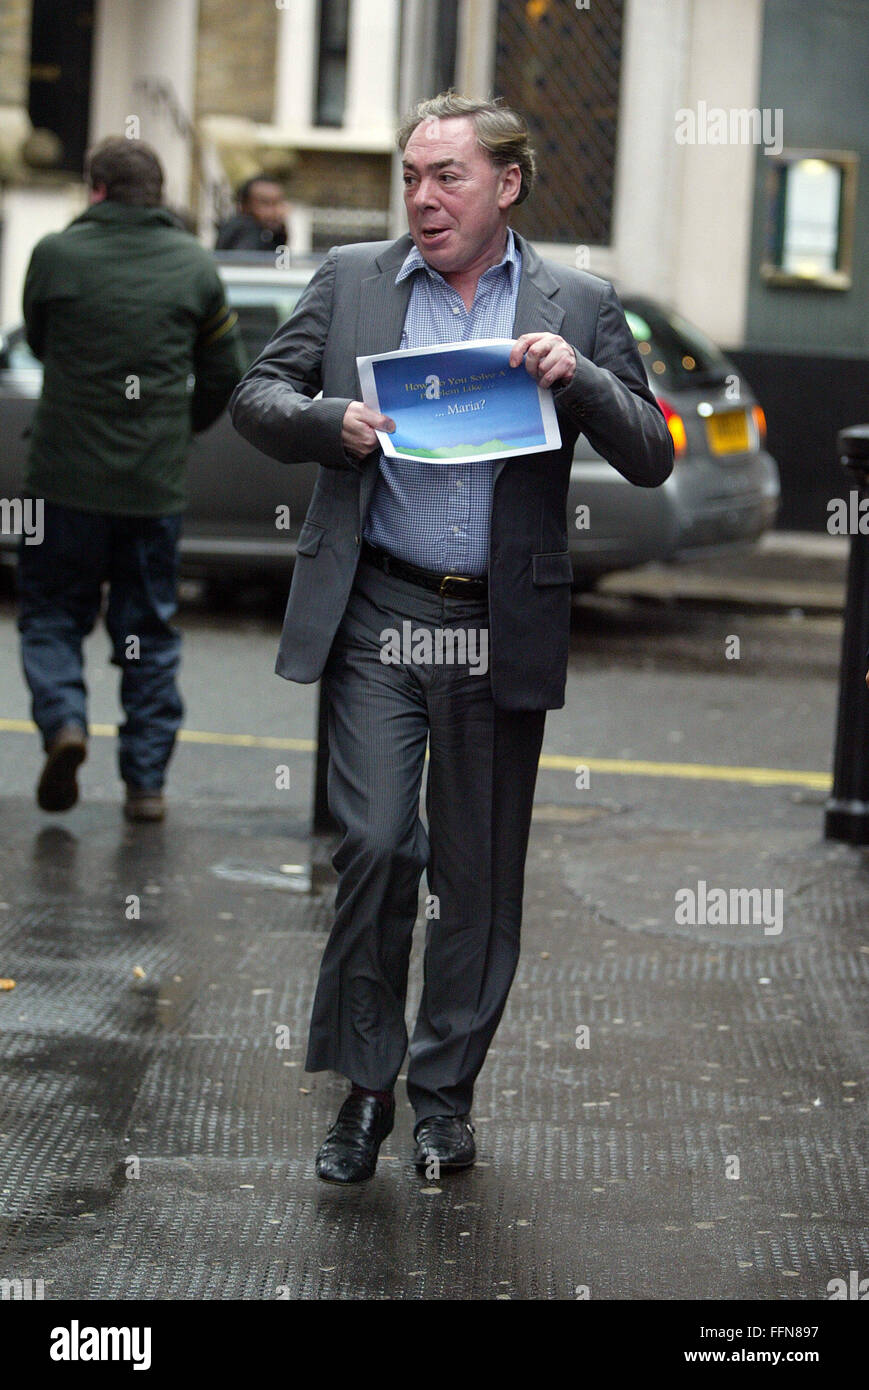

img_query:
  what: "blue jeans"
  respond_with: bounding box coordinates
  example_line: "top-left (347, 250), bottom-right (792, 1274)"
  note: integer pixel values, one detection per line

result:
top-left (17, 500), bottom-right (184, 791)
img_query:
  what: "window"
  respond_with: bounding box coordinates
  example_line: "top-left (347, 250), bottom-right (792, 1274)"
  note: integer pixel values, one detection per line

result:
top-left (28, 0), bottom-right (95, 174)
top-left (432, 1), bottom-right (459, 97)
top-left (222, 284), bottom-right (307, 367)
top-left (624, 299), bottom-right (730, 390)
top-left (0, 330), bottom-right (41, 372)
top-left (316, 0), bottom-right (350, 128)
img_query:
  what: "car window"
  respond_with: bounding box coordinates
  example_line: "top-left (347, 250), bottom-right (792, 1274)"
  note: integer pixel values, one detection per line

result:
top-left (223, 284), bottom-right (306, 367)
top-left (624, 300), bottom-right (730, 389)
top-left (1, 331), bottom-right (40, 370)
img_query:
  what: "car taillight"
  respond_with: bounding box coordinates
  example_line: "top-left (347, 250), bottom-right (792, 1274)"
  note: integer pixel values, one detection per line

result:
top-left (657, 397), bottom-right (687, 456)
top-left (752, 404), bottom-right (766, 446)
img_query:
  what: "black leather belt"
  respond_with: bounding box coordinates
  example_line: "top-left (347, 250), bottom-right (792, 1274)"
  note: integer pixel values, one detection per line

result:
top-left (361, 540), bottom-right (488, 599)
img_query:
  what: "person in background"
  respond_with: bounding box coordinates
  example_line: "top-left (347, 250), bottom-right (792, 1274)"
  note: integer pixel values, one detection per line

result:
top-left (215, 175), bottom-right (290, 254)
top-left (19, 136), bottom-right (245, 822)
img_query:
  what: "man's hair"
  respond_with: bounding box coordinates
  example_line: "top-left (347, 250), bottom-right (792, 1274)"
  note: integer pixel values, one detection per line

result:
top-left (85, 137), bottom-right (164, 206)
top-left (397, 92), bottom-right (536, 204)
top-left (237, 174), bottom-right (283, 205)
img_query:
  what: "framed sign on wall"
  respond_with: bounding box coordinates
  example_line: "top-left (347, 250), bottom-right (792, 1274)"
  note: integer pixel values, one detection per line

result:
top-left (761, 148), bottom-right (859, 290)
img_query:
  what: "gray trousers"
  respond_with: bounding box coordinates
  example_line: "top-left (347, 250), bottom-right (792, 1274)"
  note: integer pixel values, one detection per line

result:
top-left (305, 559), bottom-right (545, 1120)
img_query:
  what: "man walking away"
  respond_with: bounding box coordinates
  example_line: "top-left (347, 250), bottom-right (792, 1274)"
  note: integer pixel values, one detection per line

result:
top-left (19, 137), bottom-right (245, 821)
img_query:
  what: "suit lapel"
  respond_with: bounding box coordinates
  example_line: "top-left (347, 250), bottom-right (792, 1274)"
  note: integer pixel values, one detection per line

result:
top-left (492, 234), bottom-right (565, 485)
top-left (512, 255), bottom-right (565, 340)
top-left (355, 237), bottom-right (415, 366)
top-left (356, 238), bottom-right (415, 523)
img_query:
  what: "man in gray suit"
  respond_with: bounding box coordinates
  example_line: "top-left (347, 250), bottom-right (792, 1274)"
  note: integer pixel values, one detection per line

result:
top-left (231, 94), bottom-right (673, 1183)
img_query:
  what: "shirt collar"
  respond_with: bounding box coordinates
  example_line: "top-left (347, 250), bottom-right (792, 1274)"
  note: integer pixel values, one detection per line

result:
top-left (396, 226), bottom-right (521, 289)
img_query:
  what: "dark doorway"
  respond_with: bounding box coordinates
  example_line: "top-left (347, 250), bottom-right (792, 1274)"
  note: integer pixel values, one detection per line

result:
top-left (28, 0), bottom-right (95, 175)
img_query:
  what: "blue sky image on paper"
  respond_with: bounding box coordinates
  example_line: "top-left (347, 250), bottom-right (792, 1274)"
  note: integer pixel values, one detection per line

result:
top-left (373, 343), bottom-right (546, 459)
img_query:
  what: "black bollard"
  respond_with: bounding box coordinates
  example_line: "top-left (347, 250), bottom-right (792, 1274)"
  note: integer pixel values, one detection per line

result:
top-left (824, 424), bottom-right (869, 844)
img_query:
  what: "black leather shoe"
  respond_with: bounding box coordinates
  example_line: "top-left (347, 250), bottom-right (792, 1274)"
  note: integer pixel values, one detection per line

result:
top-left (315, 1092), bottom-right (395, 1184)
top-left (413, 1115), bottom-right (476, 1172)
top-left (37, 725), bottom-right (87, 812)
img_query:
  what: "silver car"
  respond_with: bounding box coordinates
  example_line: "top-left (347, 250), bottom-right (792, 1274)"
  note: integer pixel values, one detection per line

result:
top-left (0, 257), bottom-right (779, 587)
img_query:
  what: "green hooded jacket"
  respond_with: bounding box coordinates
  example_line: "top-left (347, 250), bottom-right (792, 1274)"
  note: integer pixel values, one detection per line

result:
top-left (23, 200), bottom-right (245, 516)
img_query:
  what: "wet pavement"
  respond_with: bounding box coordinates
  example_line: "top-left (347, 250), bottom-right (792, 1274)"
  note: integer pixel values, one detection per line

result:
top-left (0, 537), bottom-right (867, 1302)
top-left (2, 786), bottom-right (867, 1300)
top-left (600, 532), bottom-right (848, 613)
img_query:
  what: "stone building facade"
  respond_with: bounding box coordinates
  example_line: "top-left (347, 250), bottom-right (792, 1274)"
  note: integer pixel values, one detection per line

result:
top-left (0, 0), bottom-right (772, 344)
top-left (1, 0), bottom-right (864, 421)
top-left (195, 0), bottom-right (279, 126)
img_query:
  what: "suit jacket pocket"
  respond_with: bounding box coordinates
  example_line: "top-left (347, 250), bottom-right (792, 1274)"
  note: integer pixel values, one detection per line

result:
top-left (295, 518), bottom-right (325, 557)
top-left (531, 550), bottom-right (572, 586)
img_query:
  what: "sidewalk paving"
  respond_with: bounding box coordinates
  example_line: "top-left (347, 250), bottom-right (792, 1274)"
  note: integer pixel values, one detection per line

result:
top-left (599, 532), bottom-right (848, 613)
top-left (1, 528), bottom-right (866, 1301)
top-left (1, 778), bottom-right (866, 1300)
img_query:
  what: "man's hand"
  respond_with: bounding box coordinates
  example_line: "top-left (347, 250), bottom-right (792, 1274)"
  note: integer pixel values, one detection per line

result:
top-left (865, 668), bottom-right (869, 690)
top-left (342, 402), bottom-right (395, 459)
top-left (510, 333), bottom-right (577, 389)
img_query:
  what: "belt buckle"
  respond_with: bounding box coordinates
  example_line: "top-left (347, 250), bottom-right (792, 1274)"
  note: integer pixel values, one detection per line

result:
top-left (439, 573), bottom-right (474, 597)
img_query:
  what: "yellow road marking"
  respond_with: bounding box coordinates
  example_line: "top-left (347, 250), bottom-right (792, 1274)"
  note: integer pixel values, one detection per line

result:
top-left (541, 752), bottom-right (831, 789)
top-left (0, 717), bottom-right (832, 790)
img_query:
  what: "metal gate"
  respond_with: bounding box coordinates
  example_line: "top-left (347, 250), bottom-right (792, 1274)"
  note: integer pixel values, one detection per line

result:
top-left (494, 0), bottom-right (624, 246)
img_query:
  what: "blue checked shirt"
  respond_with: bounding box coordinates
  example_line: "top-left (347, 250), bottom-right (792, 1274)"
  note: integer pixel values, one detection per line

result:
top-left (363, 229), bottom-right (522, 577)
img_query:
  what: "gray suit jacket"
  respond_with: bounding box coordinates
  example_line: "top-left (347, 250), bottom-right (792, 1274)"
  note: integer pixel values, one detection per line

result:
top-left (230, 232), bottom-right (673, 710)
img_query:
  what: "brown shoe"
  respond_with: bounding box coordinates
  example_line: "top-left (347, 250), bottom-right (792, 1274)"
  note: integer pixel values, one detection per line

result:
top-left (37, 725), bottom-right (87, 812)
top-left (124, 787), bottom-right (166, 823)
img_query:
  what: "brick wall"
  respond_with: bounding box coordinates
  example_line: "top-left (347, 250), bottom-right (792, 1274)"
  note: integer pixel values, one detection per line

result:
top-left (195, 0), bottom-right (278, 123)
top-left (291, 151), bottom-right (390, 210)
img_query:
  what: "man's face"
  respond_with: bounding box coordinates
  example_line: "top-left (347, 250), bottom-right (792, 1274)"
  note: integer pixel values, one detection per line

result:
top-left (243, 181), bottom-right (287, 231)
top-left (402, 116), bottom-right (520, 279)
